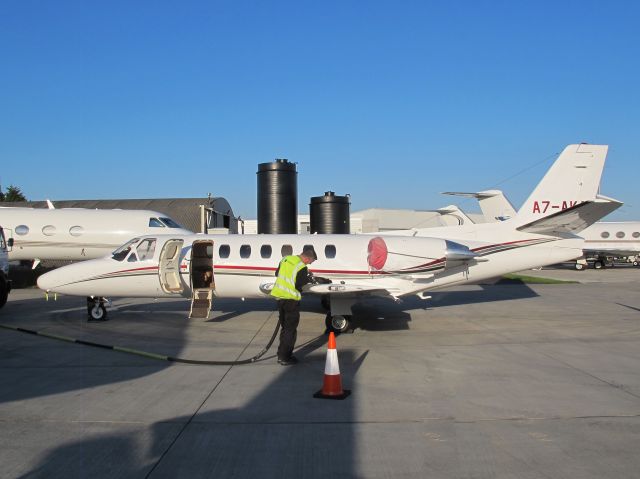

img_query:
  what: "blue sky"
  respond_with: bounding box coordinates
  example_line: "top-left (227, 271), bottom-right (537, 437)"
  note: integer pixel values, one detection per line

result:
top-left (1, 1), bottom-right (639, 220)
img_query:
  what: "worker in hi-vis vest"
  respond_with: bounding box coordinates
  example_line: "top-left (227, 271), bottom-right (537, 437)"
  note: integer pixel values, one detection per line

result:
top-left (271, 247), bottom-right (317, 365)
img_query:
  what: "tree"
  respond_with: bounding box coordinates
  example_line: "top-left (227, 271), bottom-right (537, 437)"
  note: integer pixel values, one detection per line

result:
top-left (0, 185), bottom-right (27, 202)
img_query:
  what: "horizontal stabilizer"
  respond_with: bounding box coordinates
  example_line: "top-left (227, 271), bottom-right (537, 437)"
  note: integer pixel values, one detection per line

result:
top-left (517, 195), bottom-right (623, 235)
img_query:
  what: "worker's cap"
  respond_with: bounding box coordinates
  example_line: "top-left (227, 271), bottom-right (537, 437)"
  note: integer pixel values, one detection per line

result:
top-left (301, 246), bottom-right (317, 260)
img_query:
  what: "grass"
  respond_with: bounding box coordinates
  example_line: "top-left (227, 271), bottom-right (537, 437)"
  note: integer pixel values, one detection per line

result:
top-left (500, 273), bottom-right (579, 285)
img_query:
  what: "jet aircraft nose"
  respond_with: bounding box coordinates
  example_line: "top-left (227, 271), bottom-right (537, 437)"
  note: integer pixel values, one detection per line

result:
top-left (37, 269), bottom-right (64, 292)
top-left (36, 260), bottom-right (95, 294)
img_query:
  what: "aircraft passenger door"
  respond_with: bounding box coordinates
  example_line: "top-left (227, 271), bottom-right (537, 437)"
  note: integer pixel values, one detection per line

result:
top-left (158, 239), bottom-right (185, 293)
top-left (189, 240), bottom-right (214, 319)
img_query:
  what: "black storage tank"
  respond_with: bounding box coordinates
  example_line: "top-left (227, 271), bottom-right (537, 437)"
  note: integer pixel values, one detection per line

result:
top-left (310, 191), bottom-right (350, 234)
top-left (257, 159), bottom-right (298, 234)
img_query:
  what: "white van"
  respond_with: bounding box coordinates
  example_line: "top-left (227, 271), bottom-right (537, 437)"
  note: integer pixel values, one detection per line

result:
top-left (0, 226), bottom-right (12, 308)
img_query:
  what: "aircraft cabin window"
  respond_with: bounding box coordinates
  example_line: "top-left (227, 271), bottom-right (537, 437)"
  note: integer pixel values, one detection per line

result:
top-left (601, 232), bottom-right (610, 239)
top-left (281, 244), bottom-right (293, 257)
top-left (240, 245), bottom-right (251, 258)
top-left (219, 244), bottom-right (230, 258)
top-left (112, 238), bottom-right (140, 262)
top-left (137, 239), bottom-right (157, 261)
top-left (42, 225), bottom-right (56, 236)
top-left (149, 218), bottom-right (165, 228)
top-left (325, 244), bottom-right (336, 259)
top-left (260, 245), bottom-right (272, 258)
top-left (616, 231), bottom-right (625, 239)
top-left (15, 225), bottom-right (29, 235)
top-left (69, 226), bottom-right (84, 237)
top-left (127, 252), bottom-right (138, 262)
top-left (159, 217), bottom-right (183, 229)
top-left (633, 232), bottom-right (640, 239)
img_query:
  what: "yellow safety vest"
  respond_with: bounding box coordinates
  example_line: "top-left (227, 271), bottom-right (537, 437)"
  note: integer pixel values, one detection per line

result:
top-left (271, 255), bottom-right (306, 301)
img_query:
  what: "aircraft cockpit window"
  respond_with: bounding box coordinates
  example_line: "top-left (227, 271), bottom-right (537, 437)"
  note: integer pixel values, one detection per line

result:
top-left (15, 225), bottom-right (29, 236)
top-left (601, 232), bottom-right (610, 239)
top-left (136, 239), bottom-right (157, 261)
top-left (633, 232), bottom-right (640, 239)
top-left (219, 244), bottom-right (230, 258)
top-left (325, 245), bottom-right (336, 259)
top-left (281, 244), bottom-right (293, 257)
top-left (159, 217), bottom-right (184, 229)
top-left (149, 218), bottom-right (165, 228)
top-left (260, 245), bottom-right (272, 258)
top-left (112, 238), bottom-right (141, 262)
top-left (127, 252), bottom-right (138, 262)
top-left (240, 245), bottom-right (251, 258)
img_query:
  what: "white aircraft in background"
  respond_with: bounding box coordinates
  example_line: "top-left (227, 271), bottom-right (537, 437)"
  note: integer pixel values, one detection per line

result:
top-left (442, 190), bottom-right (517, 222)
top-left (36, 144), bottom-right (620, 330)
top-left (571, 222), bottom-right (640, 269)
top-left (0, 206), bottom-right (191, 267)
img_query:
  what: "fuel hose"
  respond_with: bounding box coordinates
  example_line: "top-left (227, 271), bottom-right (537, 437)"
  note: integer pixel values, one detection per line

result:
top-left (0, 319), bottom-right (281, 366)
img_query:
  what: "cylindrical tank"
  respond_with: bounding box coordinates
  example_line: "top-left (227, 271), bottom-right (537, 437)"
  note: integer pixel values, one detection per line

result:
top-left (257, 159), bottom-right (297, 234)
top-left (310, 191), bottom-right (350, 234)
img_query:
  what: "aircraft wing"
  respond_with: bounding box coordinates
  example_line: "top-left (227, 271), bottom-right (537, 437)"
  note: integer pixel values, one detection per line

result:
top-left (305, 282), bottom-right (394, 296)
top-left (262, 275), bottom-right (436, 300)
top-left (516, 195), bottom-right (623, 235)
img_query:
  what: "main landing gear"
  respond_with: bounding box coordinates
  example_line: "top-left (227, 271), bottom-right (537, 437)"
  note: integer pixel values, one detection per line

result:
top-left (320, 294), bottom-right (354, 334)
top-left (87, 297), bottom-right (108, 321)
top-left (325, 313), bottom-right (353, 334)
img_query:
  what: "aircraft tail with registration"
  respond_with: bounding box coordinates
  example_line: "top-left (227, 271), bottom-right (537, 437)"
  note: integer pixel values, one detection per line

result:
top-left (512, 144), bottom-right (621, 235)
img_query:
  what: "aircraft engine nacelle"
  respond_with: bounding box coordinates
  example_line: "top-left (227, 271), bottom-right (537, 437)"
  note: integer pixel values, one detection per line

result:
top-left (367, 236), bottom-right (477, 274)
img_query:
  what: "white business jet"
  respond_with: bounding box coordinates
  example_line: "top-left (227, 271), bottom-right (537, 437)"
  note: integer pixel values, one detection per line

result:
top-left (37, 144), bottom-right (620, 330)
top-left (0, 207), bottom-right (192, 266)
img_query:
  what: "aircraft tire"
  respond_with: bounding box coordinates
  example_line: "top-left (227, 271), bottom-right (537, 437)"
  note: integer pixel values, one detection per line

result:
top-left (575, 263), bottom-right (585, 271)
top-left (325, 314), bottom-right (352, 334)
top-left (87, 301), bottom-right (107, 321)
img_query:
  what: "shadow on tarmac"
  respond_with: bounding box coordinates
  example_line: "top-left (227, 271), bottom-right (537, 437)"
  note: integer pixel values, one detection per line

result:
top-left (17, 349), bottom-right (367, 478)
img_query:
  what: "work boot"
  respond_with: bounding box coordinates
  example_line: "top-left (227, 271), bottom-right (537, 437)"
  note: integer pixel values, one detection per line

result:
top-left (277, 356), bottom-right (298, 366)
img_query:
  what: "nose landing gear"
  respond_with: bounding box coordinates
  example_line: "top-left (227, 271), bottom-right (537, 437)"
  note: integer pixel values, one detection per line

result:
top-left (87, 297), bottom-right (108, 321)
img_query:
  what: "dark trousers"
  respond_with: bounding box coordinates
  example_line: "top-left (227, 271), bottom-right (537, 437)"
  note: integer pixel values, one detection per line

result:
top-left (277, 299), bottom-right (300, 360)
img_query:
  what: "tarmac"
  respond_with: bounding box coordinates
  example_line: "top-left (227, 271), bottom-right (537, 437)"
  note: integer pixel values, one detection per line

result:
top-left (1, 265), bottom-right (640, 478)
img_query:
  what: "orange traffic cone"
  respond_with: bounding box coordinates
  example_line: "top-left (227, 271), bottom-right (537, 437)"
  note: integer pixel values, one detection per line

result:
top-left (313, 332), bottom-right (351, 400)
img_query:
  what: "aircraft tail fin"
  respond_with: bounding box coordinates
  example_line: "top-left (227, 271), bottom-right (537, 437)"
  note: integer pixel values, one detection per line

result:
top-left (514, 144), bottom-right (609, 230)
top-left (442, 190), bottom-right (516, 222)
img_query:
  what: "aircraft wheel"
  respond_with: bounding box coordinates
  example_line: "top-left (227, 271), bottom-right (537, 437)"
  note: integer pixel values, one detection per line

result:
top-left (575, 263), bottom-right (585, 271)
top-left (325, 314), bottom-right (352, 334)
top-left (633, 261), bottom-right (638, 267)
top-left (594, 260), bottom-right (604, 270)
top-left (87, 298), bottom-right (108, 321)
